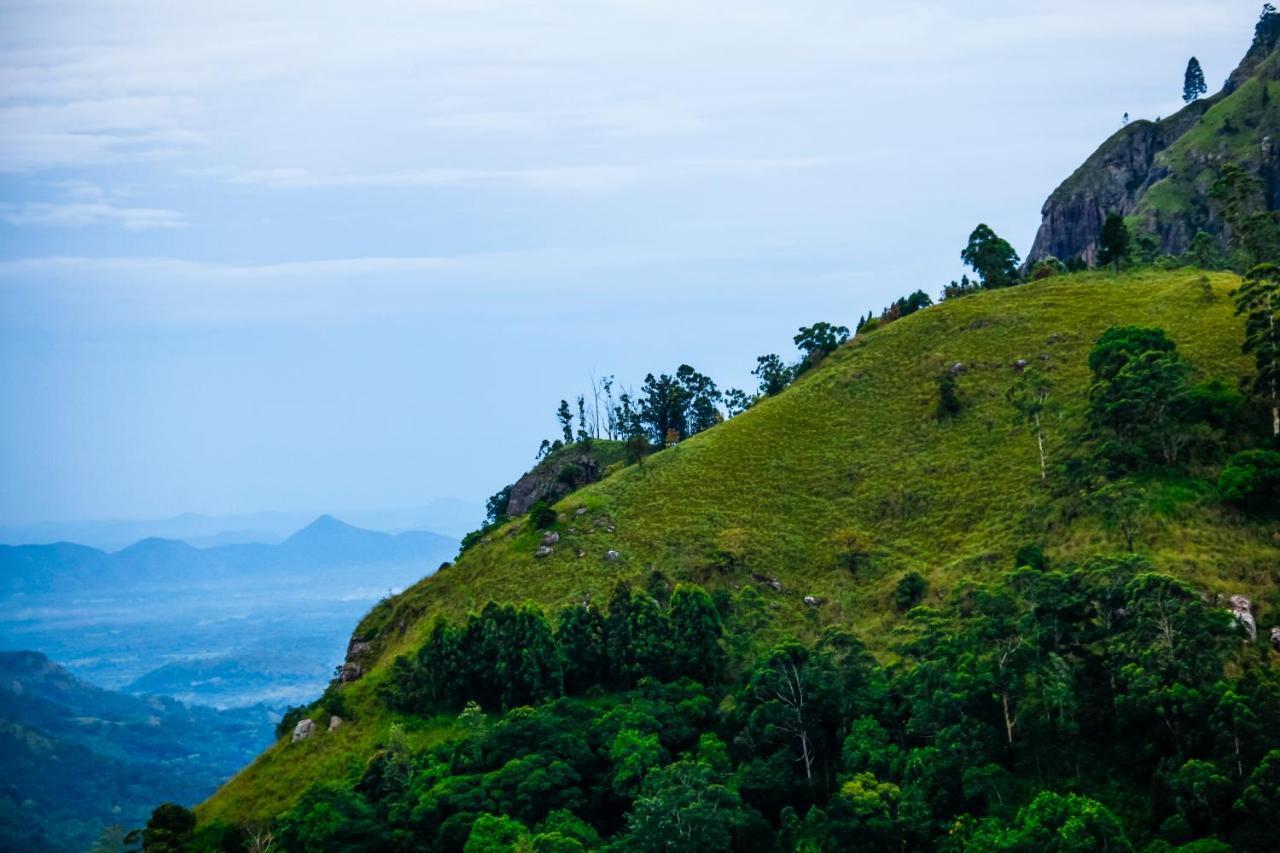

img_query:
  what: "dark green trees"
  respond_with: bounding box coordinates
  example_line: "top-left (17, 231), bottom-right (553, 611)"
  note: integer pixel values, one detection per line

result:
top-left (1234, 264), bottom-right (1280, 436)
top-left (1099, 212), bottom-right (1130, 272)
top-left (752, 353), bottom-right (793, 398)
top-left (669, 585), bottom-right (725, 686)
top-left (556, 400), bottom-right (574, 443)
top-left (793, 322), bottom-right (850, 372)
top-left (1087, 326), bottom-right (1193, 467)
top-left (1183, 57), bottom-right (1207, 103)
top-left (962, 224), bottom-right (1021, 288)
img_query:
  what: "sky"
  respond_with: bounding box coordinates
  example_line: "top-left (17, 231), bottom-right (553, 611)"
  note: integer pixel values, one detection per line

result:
top-left (0, 0), bottom-right (1266, 529)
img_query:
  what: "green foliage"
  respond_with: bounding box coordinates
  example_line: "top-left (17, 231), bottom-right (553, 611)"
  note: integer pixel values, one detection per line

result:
top-left (1014, 542), bottom-right (1048, 571)
top-left (793, 322), bottom-right (851, 372)
top-left (1234, 264), bottom-right (1280, 436)
top-left (624, 759), bottom-right (747, 851)
top-left (962, 223), bottom-right (1022, 288)
top-left (1184, 57), bottom-right (1207, 104)
top-left (1210, 164), bottom-right (1280, 270)
top-left (1086, 326), bottom-right (1208, 469)
top-left (211, 559), bottom-right (1280, 851)
top-left (1218, 449), bottom-right (1280, 512)
top-left (140, 804), bottom-right (196, 853)
top-left (936, 371), bottom-right (963, 420)
top-left (892, 571), bottom-right (926, 611)
top-left (529, 500), bottom-right (557, 530)
top-left (1100, 212), bottom-right (1131, 272)
top-left (967, 791), bottom-right (1133, 851)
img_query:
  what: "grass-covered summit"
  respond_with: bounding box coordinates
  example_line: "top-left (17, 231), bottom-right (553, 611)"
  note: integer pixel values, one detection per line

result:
top-left (197, 268), bottom-right (1278, 842)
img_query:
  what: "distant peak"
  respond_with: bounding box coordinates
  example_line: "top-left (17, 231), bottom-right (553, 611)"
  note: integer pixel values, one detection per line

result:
top-left (286, 514), bottom-right (365, 543)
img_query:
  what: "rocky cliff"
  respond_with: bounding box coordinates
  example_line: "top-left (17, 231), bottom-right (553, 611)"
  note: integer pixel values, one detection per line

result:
top-left (1027, 17), bottom-right (1280, 266)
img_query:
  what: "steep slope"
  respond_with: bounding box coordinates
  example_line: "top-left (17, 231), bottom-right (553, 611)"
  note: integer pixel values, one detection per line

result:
top-left (200, 269), bottom-right (1279, 827)
top-left (1028, 17), bottom-right (1280, 264)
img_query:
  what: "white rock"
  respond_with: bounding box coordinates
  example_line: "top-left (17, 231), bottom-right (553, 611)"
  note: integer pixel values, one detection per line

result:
top-left (292, 718), bottom-right (315, 743)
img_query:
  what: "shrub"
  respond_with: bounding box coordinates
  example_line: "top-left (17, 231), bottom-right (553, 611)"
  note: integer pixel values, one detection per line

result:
top-left (892, 572), bottom-right (927, 611)
top-left (936, 372), bottom-right (963, 420)
top-left (529, 500), bottom-right (558, 529)
top-left (1013, 543), bottom-right (1048, 571)
top-left (1219, 450), bottom-right (1280, 513)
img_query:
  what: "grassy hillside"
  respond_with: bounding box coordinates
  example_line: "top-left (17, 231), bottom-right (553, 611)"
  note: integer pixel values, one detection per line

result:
top-left (200, 268), bottom-right (1278, 827)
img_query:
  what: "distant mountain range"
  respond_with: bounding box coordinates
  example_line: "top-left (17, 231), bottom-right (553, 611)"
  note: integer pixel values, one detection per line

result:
top-left (0, 514), bottom-right (457, 595)
top-left (0, 498), bottom-right (482, 550)
top-left (0, 650), bottom-right (275, 853)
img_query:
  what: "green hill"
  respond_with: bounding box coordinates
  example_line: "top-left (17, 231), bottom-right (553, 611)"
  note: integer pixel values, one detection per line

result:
top-left (197, 269), bottom-right (1279, 841)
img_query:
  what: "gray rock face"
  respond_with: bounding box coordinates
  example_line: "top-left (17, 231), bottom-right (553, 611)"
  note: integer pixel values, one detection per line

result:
top-left (535, 545), bottom-right (554, 558)
top-left (1026, 108), bottom-right (1207, 266)
top-left (339, 662), bottom-right (363, 683)
top-left (541, 531), bottom-right (560, 547)
top-left (804, 595), bottom-right (824, 608)
top-left (1271, 626), bottom-right (1280, 653)
top-left (1028, 30), bottom-right (1280, 268)
top-left (292, 718), bottom-right (315, 743)
top-left (752, 573), bottom-right (783, 592)
top-left (604, 550), bottom-right (620, 562)
top-left (507, 449), bottom-right (605, 516)
top-left (1229, 595), bottom-right (1257, 642)
top-left (328, 715), bottom-right (342, 732)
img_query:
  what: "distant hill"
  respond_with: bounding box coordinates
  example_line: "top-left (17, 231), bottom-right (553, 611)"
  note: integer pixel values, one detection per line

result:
top-left (0, 650), bottom-right (274, 853)
top-left (1028, 12), bottom-right (1280, 265)
top-left (0, 515), bottom-right (457, 595)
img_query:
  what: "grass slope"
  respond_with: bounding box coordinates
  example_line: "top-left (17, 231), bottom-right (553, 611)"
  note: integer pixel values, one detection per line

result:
top-left (200, 269), bottom-right (1278, 826)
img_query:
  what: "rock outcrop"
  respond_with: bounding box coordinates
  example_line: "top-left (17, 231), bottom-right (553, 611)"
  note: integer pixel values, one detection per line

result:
top-left (1026, 24), bottom-right (1280, 266)
top-left (1229, 594), bottom-right (1258, 641)
top-left (1271, 625), bottom-right (1280, 652)
top-left (507, 445), bottom-right (613, 517)
top-left (291, 718), bottom-right (315, 743)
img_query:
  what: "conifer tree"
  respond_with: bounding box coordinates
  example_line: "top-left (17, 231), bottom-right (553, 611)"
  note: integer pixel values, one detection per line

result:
top-left (1183, 57), bottom-right (1207, 103)
top-left (1099, 213), bottom-right (1130, 272)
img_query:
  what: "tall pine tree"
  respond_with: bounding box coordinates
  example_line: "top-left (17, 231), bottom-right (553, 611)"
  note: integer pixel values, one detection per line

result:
top-left (1183, 57), bottom-right (1207, 103)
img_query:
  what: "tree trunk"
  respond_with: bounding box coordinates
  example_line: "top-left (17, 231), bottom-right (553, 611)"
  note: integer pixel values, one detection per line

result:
top-left (1002, 692), bottom-right (1015, 744)
top-left (1035, 423), bottom-right (1047, 481)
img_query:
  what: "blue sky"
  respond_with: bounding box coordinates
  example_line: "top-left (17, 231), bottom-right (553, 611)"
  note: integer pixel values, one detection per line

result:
top-left (0, 0), bottom-right (1265, 527)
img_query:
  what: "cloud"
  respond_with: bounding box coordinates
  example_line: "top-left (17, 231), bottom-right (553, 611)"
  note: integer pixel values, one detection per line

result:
top-left (0, 200), bottom-right (188, 230)
top-left (229, 157), bottom-right (832, 193)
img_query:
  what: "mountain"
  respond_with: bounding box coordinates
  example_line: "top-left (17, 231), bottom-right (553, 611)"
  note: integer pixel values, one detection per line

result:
top-left (1028, 13), bottom-right (1280, 266)
top-left (0, 499), bottom-right (482, 551)
top-left (197, 269), bottom-right (1280, 845)
top-left (0, 515), bottom-right (457, 595)
top-left (0, 650), bottom-right (274, 852)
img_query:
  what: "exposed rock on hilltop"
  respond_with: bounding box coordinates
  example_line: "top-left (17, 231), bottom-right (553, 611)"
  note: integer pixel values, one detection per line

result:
top-left (504, 440), bottom-right (626, 517)
top-left (1028, 16), bottom-right (1280, 265)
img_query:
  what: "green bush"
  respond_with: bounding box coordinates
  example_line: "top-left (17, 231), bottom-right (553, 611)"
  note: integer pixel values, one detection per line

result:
top-left (892, 572), bottom-right (926, 611)
top-left (529, 500), bottom-right (558, 529)
top-left (1013, 543), bottom-right (1048, 571)
top-left (1219, 450), bottom-right (1280, 513)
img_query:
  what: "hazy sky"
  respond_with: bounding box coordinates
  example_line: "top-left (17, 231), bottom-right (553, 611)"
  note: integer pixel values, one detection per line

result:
top-left (0, 1), bottom-right (1264, 526)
